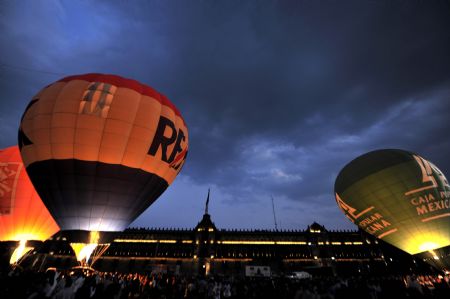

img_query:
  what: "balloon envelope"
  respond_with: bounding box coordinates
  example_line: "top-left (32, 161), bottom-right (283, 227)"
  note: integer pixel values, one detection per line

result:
top-left (0, 146), bottom-right (59, 241)
top-left (18, 74), bottom-right (189, 232)
top-left (335, 149), bottom-right (450, 255)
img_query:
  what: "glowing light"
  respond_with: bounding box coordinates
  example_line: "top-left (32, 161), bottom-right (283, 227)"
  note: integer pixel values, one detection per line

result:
top-left (71, 243), bottom-right (97, 262)
top-left (424, 249), bottom-right (440, 261)
top-left (399, 234), bottom-right (450, 255)
top-left (113, 239), bottom-right (177, 243)
top-left (0, 147), bottom-right (59, 243)
top-left (114, 239), bottom-right (157, 243)
top-left (70, 231), bottom-right (109, 267)
top-left (276, 241), bottom-right (307, 245)
top-left (90, 231), bottom-right (99, 244)
top-left (10, 233), bottom-right (42, 242)
top-left (221, 240), bottom-right (275, 245)
top-left (10, 240), bottom-right (32, 264)
top-left (335, 150), bottom-right (450, 256)
top-left (419, 242), bottom-right (440, 252)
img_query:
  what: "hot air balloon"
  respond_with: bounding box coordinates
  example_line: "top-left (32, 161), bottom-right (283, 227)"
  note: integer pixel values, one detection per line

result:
top-left (18, 73), bottom-right (188, 264)
top-left (334, 149), bottom-right (450, 266)
top-left (0, 146), bottom-right (59, 264)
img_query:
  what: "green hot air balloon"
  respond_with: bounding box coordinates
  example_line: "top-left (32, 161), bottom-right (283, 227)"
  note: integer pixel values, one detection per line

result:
top-left (335, 149), bottom-right (450, 256)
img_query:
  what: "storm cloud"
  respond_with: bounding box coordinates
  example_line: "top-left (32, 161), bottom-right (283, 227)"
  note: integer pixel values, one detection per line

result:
top-left (1, 0), bottom-right (449, 230)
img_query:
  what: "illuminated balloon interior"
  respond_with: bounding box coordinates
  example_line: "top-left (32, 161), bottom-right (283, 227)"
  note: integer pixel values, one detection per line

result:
top-left (18, 74), bottom-right (188, 232)
top-left (0, 146), bottom-right (59, 242)
top-left (335, 149), bottom-right (450, 255)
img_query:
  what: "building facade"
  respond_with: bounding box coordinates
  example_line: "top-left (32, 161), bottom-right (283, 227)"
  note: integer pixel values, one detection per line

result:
top-left (13, 206), bottom-right (436, 277)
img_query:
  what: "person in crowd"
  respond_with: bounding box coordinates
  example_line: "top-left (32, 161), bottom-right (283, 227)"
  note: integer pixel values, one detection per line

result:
top-left (2, 266), bottom-right (450, 299)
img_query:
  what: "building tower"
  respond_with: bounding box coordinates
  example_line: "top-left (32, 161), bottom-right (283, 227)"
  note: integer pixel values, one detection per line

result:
top-left (194, 189), bottom-right (217, 276)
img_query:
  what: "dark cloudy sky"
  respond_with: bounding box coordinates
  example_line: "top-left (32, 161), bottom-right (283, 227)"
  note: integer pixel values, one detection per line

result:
top-left (1, 0), bottom-right (449, 231)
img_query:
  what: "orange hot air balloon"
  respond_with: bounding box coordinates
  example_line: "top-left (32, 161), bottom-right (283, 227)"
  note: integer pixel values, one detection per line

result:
top-left (18, 73), bottom-right (189, 232)
top-left (0, 146), bottom-right (59, 242)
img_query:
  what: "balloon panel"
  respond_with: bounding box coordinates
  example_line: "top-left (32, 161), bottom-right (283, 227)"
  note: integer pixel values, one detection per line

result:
top-left (0, 146), bottom-right (59, 241)
top-left (18, 74), bottom-right (188, 231)
top-left (25, 159), bottom-right (168, 231)
top-left (335, 149), bottom-right (450, 255)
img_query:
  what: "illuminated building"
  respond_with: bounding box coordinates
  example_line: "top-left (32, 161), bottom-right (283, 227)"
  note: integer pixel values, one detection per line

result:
top-left (7, 197), bottom-right (442, 276)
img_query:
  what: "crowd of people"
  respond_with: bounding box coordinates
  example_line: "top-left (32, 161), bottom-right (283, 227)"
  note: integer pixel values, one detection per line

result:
top-left (1, 267), bottom-right (450, 299)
